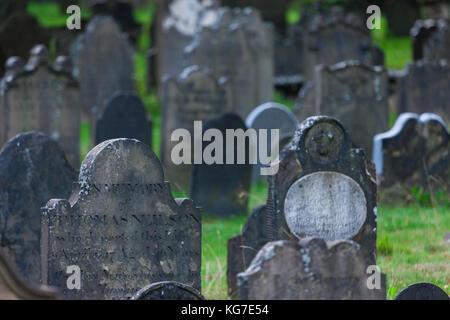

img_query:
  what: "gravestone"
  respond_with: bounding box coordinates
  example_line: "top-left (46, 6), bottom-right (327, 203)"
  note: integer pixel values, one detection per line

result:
top-left (95, 91), bottom-right (152, 146)
top-left (0, 249), bottom-right (59, 300)
top-left (41, 138), bottom-right (202, 299)
top-left (245, 102), bottom-right (298, 183)
top-left (294, 61), bottom-right (389, 154)
top-left (161, 65), bottom-right (231, 191)
top-left (373, 113), bottom-right (449, 202)
top-left (397, 61), bottom-right (450, 124)
top-left (227, 116), bottom-right (377, 296)
top-left (411, 19), bottom-right (440, 61)
top-left (71, 15), bottom-right (135, 122)
top-left (131, 281), bottom-right (205, 300)
top-left (0, 45), bottom-right (81, 168)
top-left (190, 113), bottom-right (251, 216)
top-left (422, 19), bottom-right (450, 63)
top-left (0, 132), bottom-right (77, 284)
top-left (237, 238), bottom-right (386, 300)
top-left (394, 282), bottom-right (449, 300)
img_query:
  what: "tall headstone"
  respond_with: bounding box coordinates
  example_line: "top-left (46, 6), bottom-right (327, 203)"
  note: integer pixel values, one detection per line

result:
top-left (131, 281), bottom-right (205, 300)
top-left (0, 45), bottom-right (81, 167)
top-left (95, 91), bottom-right (152, 146)
top-left (0, 132), bottom-right (77, 284)
top-left (190, 113), bottom-right (251, 216)
top-left (373, 113), bottom-right (449, 202)
top-left (71, 15), bottom-right (135, 123)
top-left (237, 239), bottom-right (386, 300)
top-left (41, 139), bottom-right (202, 299)
top-left (245, 102), bottom-right (298, 183)
top-left (294, 61), bottom-right (389, 154)
top-left (161, 65), bottom-right (231, 191)
top-left (394, 282), bottom-right (449, 300)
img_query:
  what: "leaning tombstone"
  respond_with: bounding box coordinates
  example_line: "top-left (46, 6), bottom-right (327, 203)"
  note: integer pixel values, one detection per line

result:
top-left (237, 238), bottom-right (386, 300)
top-left (71, 15), bottom-right (135, 123)
top-left (190, 113), bottom-right (252, 217)
top-left (95, 91), bottom-right (152, 146)
top-left (41, 138), bottom-right (202, 299)
top-left (0, 132), bottom-right (77, 284)
top-left (0, 45), bottom-right (81, 167)
top-left (131, 281), bottom-right (205, 300)
top-left (245, 102), bottom-right (298, 183)
top-left (394, 282), bottom-right (449, 300)
top-left (161, 65), bottom-right (231, 191)
top-left (0, 249), bottom-right (59, 300)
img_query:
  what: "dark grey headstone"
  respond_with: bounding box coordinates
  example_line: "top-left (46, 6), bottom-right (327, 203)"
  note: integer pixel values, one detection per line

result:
top-left (385, 0), bottom-right (421, 36)
top-left (411, 19), bottom-right (440, 61)
top-left (0, 45), bottom-right (81, 167)
top-left (422, 19), bottom-right (450, 63)
top-left (190, 113), bottom-right (251, 216)
top-left (394, 282), bottom-right (449, 300)
top-left (237, 238), bottom-right (386, 300)
top-left (95, 92), bottom-right (152, 146)
top-left (41, 138), bottom-right (201, 299)
top-left (131, 281), bottom-right (205, 300)
top-left (0, 132), bottom-right (76, 284)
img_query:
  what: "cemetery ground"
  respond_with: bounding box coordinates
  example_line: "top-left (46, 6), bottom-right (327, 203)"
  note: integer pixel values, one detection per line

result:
top-left (28, 2), bottom-right (449, 300)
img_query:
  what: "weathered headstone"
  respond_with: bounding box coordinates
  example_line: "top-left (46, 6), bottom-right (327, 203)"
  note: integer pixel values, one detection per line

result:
top-left (245, 102), bottom-right (298, 182)
top-left (71, 15), bottom-right (135, 122)
top-left (41, 138), bottom-right (202, 299)
top-left (397, 61), bottom-right (450, 124)
top-left (0, 132), bottom-right (77, 284)
top-left (411, 19), bottom-right (440, 61)
top-left (190, 113), bottom-right (251, 216)
top-left (422, 19), bottom-right (450, 63)
top-left (394, 282), bottom-right (449, 300)
top-left (161, 65), bottom-right (231, 191)
top-left (131, 281), bottom-right (205, 300)
top-left (95, 91), bottom-right (152, 146)
top-left (373, 113), bottom-right (449, 202)
top-left (237, 238), bottom-right (386, 300)
top-left (294, 61), bottom-right (389, 154)
top-left (0, 45), bottom-right (81, 167)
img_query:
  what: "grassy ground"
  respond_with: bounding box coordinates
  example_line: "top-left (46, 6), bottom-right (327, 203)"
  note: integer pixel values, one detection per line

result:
top-left (27, 2), bottom-right (449, 300)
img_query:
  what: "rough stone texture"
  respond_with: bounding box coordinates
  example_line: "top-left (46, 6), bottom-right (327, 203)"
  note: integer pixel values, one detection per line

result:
top-left (394, 282), bottom-right (449, 300)
top-left (422, 19), bottom-right (450, 63)
top-left (190, 113), bottom-right (251, 217)
top-left (161, 66), bottom-right (231, 191)
top-left (411, 19), bottom-right (441, 61)
top-left (397, 61), bottom-right (450, 124)
top-left (373, 113), bottom-right (449, 202)
top-left (237, 238), bottom-right (386, 300)
top-left (0, 45), bottom-right (81, 168)
top-left (41, 139), bottom-right (202, 300)
top-left (245, 102), bottom-right (298, 182)
top-left (185, 7), bottom-right (274, 119)
top-left (131, 281), bottom-right (205, 300)
top-left (71, 15), bottom-right (135, 123)
top-left (0, 132), bottom-right (77, 284)
top-left (95, 91), bottom-right (152, 147)
top-left (294, 61), bottom-right (389, 154)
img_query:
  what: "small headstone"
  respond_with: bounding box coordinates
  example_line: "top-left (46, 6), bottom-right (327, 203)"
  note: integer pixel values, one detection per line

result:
top-left (190, 113), bottom-right (251, 216)
top-left (0, 132), bottom-right (77, 284)
top-left (71, 15), bottom-right (135, 122)
top-left (95, 91), bottom-right (152, 146)
top-left (245, 102), bottom-right (298, 182)
top-left (0, 45), bottom-right (81, 167)
top-left (237, 238), bottom-right (386, 300)
top-left (161, 65), bottom-right (231, 191)
top-left (394, 282), bottom-right (449, 300)
top-left (131, 281), bottom-right (205, 300)
top-left (41, 138), bottom-right (202, 299)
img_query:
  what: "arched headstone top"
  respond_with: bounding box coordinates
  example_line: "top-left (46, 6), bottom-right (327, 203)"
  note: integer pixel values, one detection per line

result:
top-left (394, 282), bottom-right (449, 300)
top-left (131, 281), bottom-right (205, 300)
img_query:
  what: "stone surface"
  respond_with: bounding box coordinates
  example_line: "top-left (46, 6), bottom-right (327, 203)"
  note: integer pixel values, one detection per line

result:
top-left (0, 132), bottom-right (77, 284)
top-left (0, 45), bottom-right (81, 167)
top-left (71, 15), bottom-right (135, 122)
top-left (161, 66), bottom-right (231, 191)
top-left (190, 113), bottom-right (251, 217)
top-left (245, 102), bottom-right (298, 182)
top-left (394, 282), bottom-right (449, 300)
top-left (95, 91), bottom-right (152, 146)
top-left (237, 238), bottom-right (386, 300)
top-left (131, 281), bottom-right (205, 300)
top-left (385, 0), bottom-right (421, 36)
top-left (41, 139), bottom-right (202, 299)
top-left (412, 19), bottom-right (450, 63)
